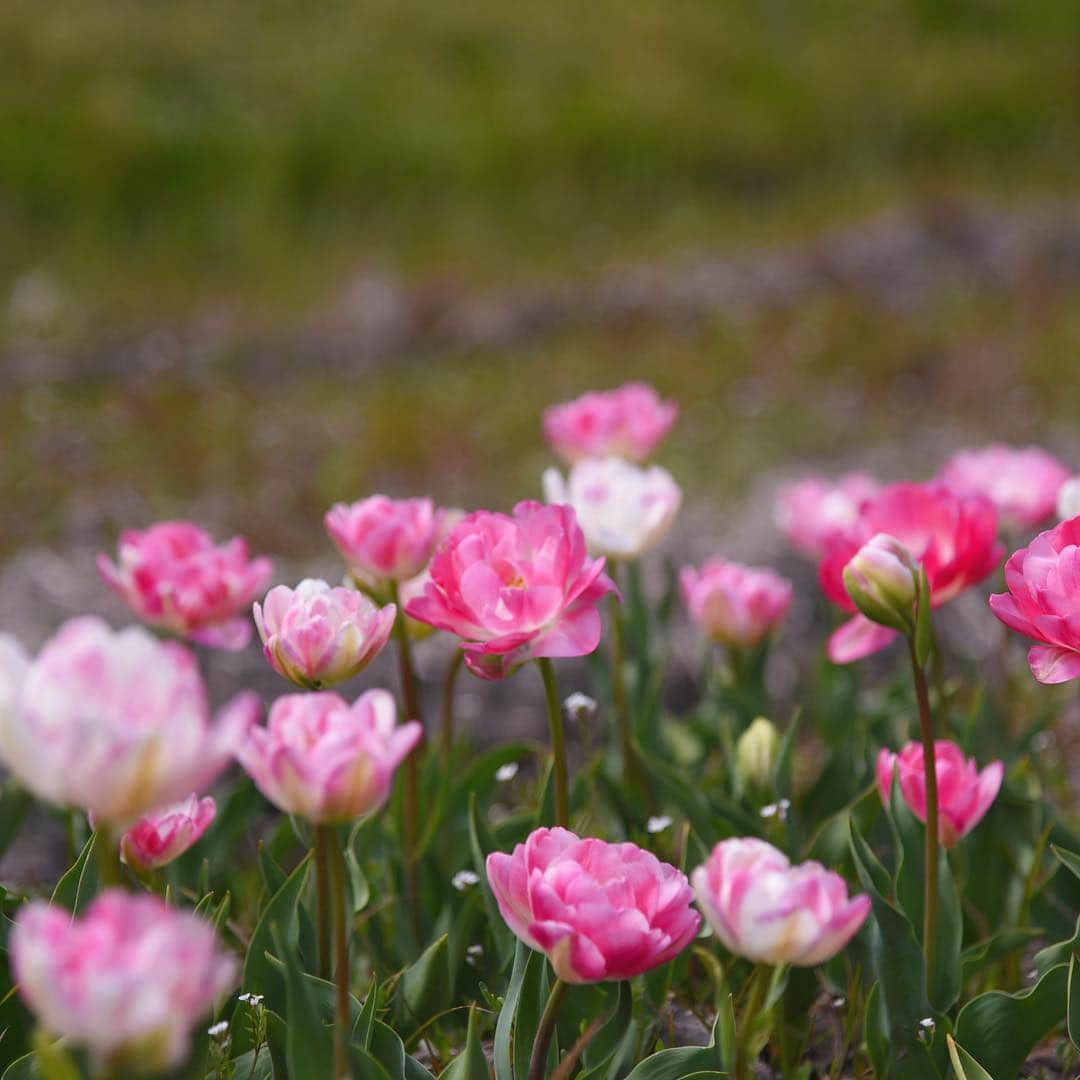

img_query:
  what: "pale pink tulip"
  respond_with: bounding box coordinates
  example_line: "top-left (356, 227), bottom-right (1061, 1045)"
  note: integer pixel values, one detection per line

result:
top-left (97, 521), bottom-right (271, 650)
top-left (877, 741), bottom-right (1003, 848)
top-left (12, 889), bottom-right (236, 1073)
top-left (120, 795), bottom-right (217, 872)
top-left (404, 501), bottom-right (616, 680)
top-left (938, 444), bottom-right (1069, 532)
top-left (236, 689), bottom-right (421, 824)
top-left (486, 827), bottom-right (700, 984)
top-left (692, 838), bottom-right (869, 966)
top-left (253, 578), bottom-right (396, 688)
top-left (679, 558), bottom-right (792, 648)
top-left (543, 382), bottom-right (677, 464)
top-left (774, 473), bottom-right (878, 560)
top-left (0, 618), bottom-right (257, 825)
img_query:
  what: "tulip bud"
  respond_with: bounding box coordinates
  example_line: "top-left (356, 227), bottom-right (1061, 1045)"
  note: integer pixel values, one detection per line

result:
top-left (736, 717), bottom-right (780, 793)
top-left (842, 533), bottom-right (919, 635)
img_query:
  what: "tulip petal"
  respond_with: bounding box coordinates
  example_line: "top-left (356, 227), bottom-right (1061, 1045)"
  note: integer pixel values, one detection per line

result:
top-left (1028, 644), bottom-right (1080, 684)
top-left (827, 616), bottom-right (898, 664)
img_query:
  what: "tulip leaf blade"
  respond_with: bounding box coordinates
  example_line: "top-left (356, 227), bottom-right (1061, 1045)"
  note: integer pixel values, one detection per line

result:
top-left (269, 923), bottom-right (334, 1080)
top-left (623, 1007), bottom-right (725, 1080)
top-left (1068, 952), bottom-right (1080, 1050)
top-left (1051, 843), bottom-right (1080, 883)
top-left (400, 932), bottom-right (451, 1028)
top-left (440, 1004), bottom-right (489, 1080)
top-left (494, 940), bottom-right (529, 1080)
top-left (946, 1035), bottom-right (995, 1080)
top-left (50, 834), bottom-right (97, 915)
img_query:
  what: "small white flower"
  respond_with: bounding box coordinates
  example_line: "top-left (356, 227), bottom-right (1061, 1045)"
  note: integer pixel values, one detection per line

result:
top-left (452, 870), bottom-right (480, 891)
top-left (917, 1017), bottom-right (936, 1043)
top-left (465, 943), bottom-right (484, 966)
top-left (831, 997), bottom-right (846, 1009)
top-left (563, 692), bottom-right (597, 720)
top-left (239, 993), bottom-right (264, 1007)
top-left (208, 1020), bottom-right (229, 1038)
top-left (760, 803), bottom-right (778, 819)
top-left (760, 800), bottom-right (790, 821)
top-left (646, 815), bottom-right (673, 834)
top-left (495, 762), bottom-right (519, 783)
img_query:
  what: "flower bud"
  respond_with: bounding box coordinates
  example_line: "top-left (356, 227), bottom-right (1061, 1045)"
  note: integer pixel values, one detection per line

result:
top-left (736, 717), bottom-right (780, 793)
top-left (842, 533), bottom-right (919, 635)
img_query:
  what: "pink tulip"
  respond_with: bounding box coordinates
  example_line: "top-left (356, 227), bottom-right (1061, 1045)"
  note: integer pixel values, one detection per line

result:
top-left (236, 689), bottom-right (421, 824)
top-left (877, 741), bottom-right (1003, 848)
top-left (679, 558), bottom-right (793, 648)
top-left (0, 617), bottom-right (258, 825)
top-left (542, 456), bottom-right (681, 560)
top-left (120, 795), bottom-right (217, 872)
top-left (404, 501), bottom-right (616, 680)
top-left (819, 482), bottom-right (1002, 664)
top-left (692, 838), bottom-right (870, 966)
top-left (324, 495), bottom-right (444, 591)
top-left (12, 889), bottom-right (236, 1072)
top-left (253, 578), bottom-right (396, 688)
top-left (774, 473), bottom-right (878, 560)
top-left (543, 382), bottom-right (678, 464)
top-left (485, 827), bottom-right (700, 984)
top-left (938, 444), bottom-right (1069, 532)
top-left (989, 517), bottom-right (1080, 683)
top-left (97, 521), bottom-right (272, 650)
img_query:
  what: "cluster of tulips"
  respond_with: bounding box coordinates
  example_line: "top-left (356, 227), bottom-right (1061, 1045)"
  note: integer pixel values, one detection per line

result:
top-left (3, 380), bottom-right (1080, 1079)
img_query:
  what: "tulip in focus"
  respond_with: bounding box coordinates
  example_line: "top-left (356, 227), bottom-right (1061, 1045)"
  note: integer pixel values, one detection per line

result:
top-left (938, 444), bottom-right (1069, 532)
top-left (236, 689), bottom-right (422, 823)
top-left (0, 617), bottom-right (258, 825)
top-left (679, 558), bottom-right (793, 649)
top-left (692, 838), bottom-right (870, 966)
top-left (120, 795), bottom-right (216, 872)
top-left (12, 890), bottom-right (236, 1074)
top-left (97, 521), bottom-right (272, 650)
top-left (542, 456), bottom-right (681, 560)
top-left (842, 533), bottom-right (919, 635)
top-left (736, 717), bottom-right (780, 793)
top-left (254, 578), bottom-right (396, 688)
top-left (486, 827), bottom-right (700, 983)
top-left (405, 501), bottom-right (616, 680)
top-left (877, 741), bottom-right (1003, 848)
top-left (1057, 477), bottom-right (1080, 522)
top-left (774, 472), bottom-right (878, 560)
top-left (543, 382), bottom-right (678, 464)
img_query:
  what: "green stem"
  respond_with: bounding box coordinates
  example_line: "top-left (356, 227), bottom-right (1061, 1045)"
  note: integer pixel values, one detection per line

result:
top-left (528, 977), bottom-right (568, 1080)
top-left (314, 826), bottom-right (333, 980)
top-left (908, 639), bottom-right (939, 998)
top-left (537, 658), bottom-right (569, 828)
top-left (328, 826), bottom-right (351, 1080)
top-left (735, 965), bottom-right (771, 1080)
top-left (94, 825), bottom-right (122, 888)
top-left (441, 648), bottom-right (465, 767)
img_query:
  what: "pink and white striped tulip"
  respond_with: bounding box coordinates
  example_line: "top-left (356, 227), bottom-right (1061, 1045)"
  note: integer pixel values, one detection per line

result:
top-left (774, 473), bottom-right (878, 560)
top-left (486, 827), bottom-right (700, 984)
top-left (12, 889), bottom-right (236, 1073)
top-left (542, 456), bottom-right (681, 560)
top-left (97, 521), bottom-right (272, 650)
top-left (405, 501), bottom-right (616, 680)
top-left (938, 444), bottom-right (1070, 533)
top-left (120, 795), bottom-right (217, 872)
top-left (877, 741), bottom-right (1003, 848)
top-left (692, 838), bottom-right (870, 966)
top-left (543, 382), bottom-right (678, 464)
top-left (253, 578), bottom-right (396, 688)
top-left (679, 558), bottom-right (793, 648)
top-left (236, 689), bottom-right (421, 824)
top-left (0, 617), bottom-right (257, 825)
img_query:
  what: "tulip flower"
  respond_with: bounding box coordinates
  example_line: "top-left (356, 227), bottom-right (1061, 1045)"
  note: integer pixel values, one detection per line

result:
top-left (774, 472), bottom-right (878, 560)
top-left (236, 688), bottom-right (421, 824)
top-left (97, 520), bottom-right (272, 650)
top-left (253, 578), bottom-right (396, 688)
top-left (542, 456), bottom-right (681, 560)
top-left (692, 838), bottom-right (870, 966)
top-left (736, 717), bottom-right (780, 793)
top-left (119, 795), bottom-right (216, 873)
top-left (12, 890), bottom-right (236, 1074)
top-left (543, 382), bottom-right (678, 464)
top-left (990, 517), bottom-right (1080, 683)
top-left (0, 617), bottom-right (258, 826)
top-left (938, 444), bottom-right (1069, 532)
top-left (878, 741), bottom-right (1003, 848)
top-left (679, 558), bottom-right (792, 649)
top-left (842, 533), bottom-right (919, 635)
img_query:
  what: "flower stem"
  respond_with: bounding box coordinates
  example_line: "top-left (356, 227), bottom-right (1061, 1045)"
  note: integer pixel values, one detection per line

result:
top-left (441, 648), bottom-right (464, 767)
top-left (735, 965), bottom-right (771, 1080)
top-left (528, 977), bottom-right (568, 1080)
top-left (314, 825), bottom-right (332, 980)
top-left (537, 658), bottom-right (569, 828)
top-left (328, 826), bottom-right (351, 1080)
top-left (908, 638), bottom-right (939, 997)
top-left (94, 825), bottom-right (122, 889)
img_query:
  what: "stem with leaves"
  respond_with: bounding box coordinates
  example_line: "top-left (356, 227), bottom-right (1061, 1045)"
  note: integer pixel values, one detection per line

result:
top-left (94, 825), bottom-right (122, 889)
top-left (537, 658), bottom-right (569, 828)
top-left (441, 648), bottom-right (464, 767)
top-left (325, 825), bottom-right (351, 1079)
top-left (735, 965), bottom-right (771, 1080)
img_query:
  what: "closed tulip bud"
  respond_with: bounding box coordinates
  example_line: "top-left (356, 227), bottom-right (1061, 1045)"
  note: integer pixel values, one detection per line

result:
top-left (120, 795), bottom-right (216, 873)
top-left (842, 533), bottom-right (919, 635)
top-left (736, 717), bottom-right (780, 793)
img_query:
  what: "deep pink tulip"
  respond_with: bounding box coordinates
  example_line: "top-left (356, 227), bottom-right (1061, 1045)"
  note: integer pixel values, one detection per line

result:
top-left (989, 517), bottom-right (1080, 683)
top-left (120, 794), bottom-right (216, 872)
top-left (12, 889), bottom-right (236, 1072)
top-left (404, 501), bottom-right (616, 680)
top-left (819, 482), bottom-right (1002, 663)
top-left (236, 689), bottom-right (421, 824)
top-left (0, 617), bottom-right (257, 825)
top-left (679, 558), bottom-right (793, 648)
top-left (97, 521), bottom-right (271, 650)
top-left (938, 444), bottom-right (1069, 533)
top-left (543, 382), bottom-right (678, 464)
top-left (877, 741), bottom-right (1003, 848)
top-left (486, 827), bottom-right (700, 984)
top-left (692, 838), bottom-right (870, 966)
top-left (774, 473), bottom-right (878, 560)
top-left (254, 578), bottom-right (396, 688)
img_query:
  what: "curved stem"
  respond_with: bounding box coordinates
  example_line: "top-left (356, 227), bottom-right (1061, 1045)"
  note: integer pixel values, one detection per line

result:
top-left (537, 659), bottom-right (569, 828)
top-left (528, 977), bottom-right (568, 1080)
top-left (735, 965), bottom-right (771, 1080)
top-left (908, 639), bottom-right (939, 996)
top-left (314, 826), bottom-right (332, 980)
top-left (328, 826), bottom-right (351, 1080)
top-left (441, 648), bottom-right (465, 767)
top-left (94, 825), bottom-right (122, 889)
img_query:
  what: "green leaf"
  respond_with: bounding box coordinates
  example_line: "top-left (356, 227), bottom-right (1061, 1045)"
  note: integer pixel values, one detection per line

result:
top-left (400, 933), bottom-right (451, 1026)
top-left (0, 784), bottom-right (30, 863)
top-left (29, 1032), bottom-right (78, 1080)
top-left (468, 793), bottom-right (513, 960)
top-left (440, 1005), bottom-right (489, 1080)
top-left (946, 1035), bottom-right (995, 1080)
top-left (270, 923), bottom-right (335, 1080)
top-left (577, 980), bottom-right (636, 1079)
top-left (494, 940), bottom-right (529, 1080)
top-left (623, 1008), bottom-right (725, 1079)
top-left (1034, 912), bottom-right (1080, 974)
top-left (1052, 843), bottom-right (1080, 882)
top-left (1068, 953), bottom-right (1080, 1050)
top-left (962, 929), bottom-right (1042, 982)
top-left (954, 963), bottom-right (1068, 1080)
top-left (513, 948), bottom-right (551, 1080)
top-left (0, 1053), bottom-right (38, 1080)
top-left (50, 834), bottom-right (97, 913)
